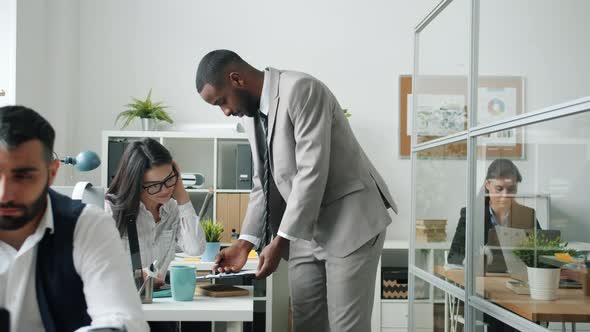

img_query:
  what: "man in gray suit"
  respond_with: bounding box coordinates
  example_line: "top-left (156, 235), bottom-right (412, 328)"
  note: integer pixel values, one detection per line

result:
top-left (196, 50), bottom-right (397, 332)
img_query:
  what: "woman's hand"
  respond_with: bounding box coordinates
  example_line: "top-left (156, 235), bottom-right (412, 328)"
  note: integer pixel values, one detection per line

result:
top-left (172, 161), bottom-right (190, 205)
top-left (142, 270), bottom-right (166, 289)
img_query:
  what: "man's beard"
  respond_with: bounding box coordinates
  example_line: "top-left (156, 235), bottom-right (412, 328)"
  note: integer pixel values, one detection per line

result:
top-left (0, 183), bottom-right (49, 231)
top-left (235, 88), bottom-right (260, 117)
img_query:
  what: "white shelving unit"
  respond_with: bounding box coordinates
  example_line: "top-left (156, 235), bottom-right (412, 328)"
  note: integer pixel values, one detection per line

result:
top-left (101, 130), bottom-right (249, 222)
top-left (101, 130), bottom-right (289, 332)
top-left (372, 240), bottom-right (451, 332)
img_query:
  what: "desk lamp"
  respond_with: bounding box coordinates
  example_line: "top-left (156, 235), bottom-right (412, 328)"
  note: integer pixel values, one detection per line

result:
top-left (59, 151), bottom-right (101, 171)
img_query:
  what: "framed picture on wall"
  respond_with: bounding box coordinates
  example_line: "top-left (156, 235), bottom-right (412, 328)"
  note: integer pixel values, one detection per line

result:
top-left (399, 75), bottom-right (525, 159)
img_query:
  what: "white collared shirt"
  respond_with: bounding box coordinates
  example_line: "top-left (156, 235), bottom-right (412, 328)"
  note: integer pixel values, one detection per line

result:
top-left (0, 195), bottom-right (149, 332)
top-left (239, 69), bottom-right (297, 248)
top-left (105, 199), bottom-right (206, 277)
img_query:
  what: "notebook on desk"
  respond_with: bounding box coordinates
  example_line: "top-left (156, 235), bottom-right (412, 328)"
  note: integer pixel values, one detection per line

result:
top-left (196, 284), bottom-right (249, 297)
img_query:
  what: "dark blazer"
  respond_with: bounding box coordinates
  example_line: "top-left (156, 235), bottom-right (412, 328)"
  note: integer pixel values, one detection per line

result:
top-left (447, 199), bottom-right (539, 269)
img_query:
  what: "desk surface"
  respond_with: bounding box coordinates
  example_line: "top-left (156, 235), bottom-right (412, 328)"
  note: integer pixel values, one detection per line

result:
top-left (435, 266), bottom-right (590, 322)
top-left (142, 287), bottom-right (253, 322)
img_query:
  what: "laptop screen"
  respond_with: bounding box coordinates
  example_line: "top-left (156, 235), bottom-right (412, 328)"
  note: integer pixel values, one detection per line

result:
top-left (495, 226), bottom-right (561, 281)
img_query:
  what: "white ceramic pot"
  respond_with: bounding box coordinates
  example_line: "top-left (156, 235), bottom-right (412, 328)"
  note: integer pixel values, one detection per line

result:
top-left (527, 267), bottom-right (560, 300)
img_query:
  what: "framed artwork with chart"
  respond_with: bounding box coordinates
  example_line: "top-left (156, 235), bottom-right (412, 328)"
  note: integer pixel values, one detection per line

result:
top-left (399, 75), bottom-right (525, 159)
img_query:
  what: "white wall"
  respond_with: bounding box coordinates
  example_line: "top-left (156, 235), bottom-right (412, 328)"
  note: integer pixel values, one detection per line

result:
top-left (69, 0), bottom-right (440, 241)
top-left (15, 0), bottom-right (48, 112)
top-left (0, 0), bottom-right (16, 107)
top-left (15, 0), bottom-right (80, 185)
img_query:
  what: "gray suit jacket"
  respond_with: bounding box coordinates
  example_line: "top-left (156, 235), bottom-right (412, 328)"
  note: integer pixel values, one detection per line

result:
top-left (240, 68), bottom-right (398, 257)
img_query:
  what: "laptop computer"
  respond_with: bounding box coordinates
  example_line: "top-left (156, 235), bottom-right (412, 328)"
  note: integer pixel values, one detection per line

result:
top-left (485, 228), bottom-right (511, 273)
top-left (495, 225), bottom-right (560, 282)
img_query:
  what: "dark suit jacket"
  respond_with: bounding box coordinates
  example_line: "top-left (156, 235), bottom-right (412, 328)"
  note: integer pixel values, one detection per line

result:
top-left (447, 199), bottom-right (539, 270)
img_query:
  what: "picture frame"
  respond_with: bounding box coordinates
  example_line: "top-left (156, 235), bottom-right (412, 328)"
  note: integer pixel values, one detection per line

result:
top-left (399, 75), bottom-right (525, 159)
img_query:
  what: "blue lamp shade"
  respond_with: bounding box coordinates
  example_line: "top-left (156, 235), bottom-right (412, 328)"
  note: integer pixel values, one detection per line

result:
top-left (62, 151), bottom-right (101, 172)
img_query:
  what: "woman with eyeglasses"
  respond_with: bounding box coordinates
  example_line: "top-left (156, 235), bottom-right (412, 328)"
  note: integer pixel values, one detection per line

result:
top-left (105, 138), bottom-right (206, 290)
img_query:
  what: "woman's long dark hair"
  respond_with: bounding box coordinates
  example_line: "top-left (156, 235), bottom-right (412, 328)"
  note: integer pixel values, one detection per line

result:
top-left (106, 138), bottom-right (173, 236)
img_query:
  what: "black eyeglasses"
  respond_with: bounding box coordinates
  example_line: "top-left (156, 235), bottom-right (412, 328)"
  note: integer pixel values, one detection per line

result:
top-left (142, 171), bottom-right (178, 195)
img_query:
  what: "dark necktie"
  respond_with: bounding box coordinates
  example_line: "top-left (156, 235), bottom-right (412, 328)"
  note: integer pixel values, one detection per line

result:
top-left (256, 111), bottom-right (272, 253)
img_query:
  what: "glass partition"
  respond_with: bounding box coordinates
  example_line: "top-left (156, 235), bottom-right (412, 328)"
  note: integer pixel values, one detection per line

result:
top-left (414, 141), bottom-right (467, 285)
top-left (410, 276), bottom-right (455, 332)
top-left (411, 1), bottom-right (590, 332)
top-left (414, 0), bottom-right (470, 144)
top-left (476, 0), bottom-right (590, 126)
top-left (472, 111), bottom-right (590, 329)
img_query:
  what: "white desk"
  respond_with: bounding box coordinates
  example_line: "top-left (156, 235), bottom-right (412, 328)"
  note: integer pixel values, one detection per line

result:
top-left (569, 241), bottom-right (590, 252)
top-left (142, 287), bottom-right (253, 332)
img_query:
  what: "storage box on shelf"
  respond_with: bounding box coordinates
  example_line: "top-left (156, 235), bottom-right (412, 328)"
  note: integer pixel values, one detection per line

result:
top-left (382, 268), bottom-right (408, 300)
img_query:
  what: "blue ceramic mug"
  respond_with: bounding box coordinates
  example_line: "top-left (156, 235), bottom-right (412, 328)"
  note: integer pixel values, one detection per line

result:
top-left (170, 265), bottom-right (196, 301)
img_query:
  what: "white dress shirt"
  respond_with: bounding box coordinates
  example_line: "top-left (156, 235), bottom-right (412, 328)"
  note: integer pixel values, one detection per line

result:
top-left (239, 69), bottom-right (297, 248)
top-left (0, 195), bottom-right (149, 332)
top-left (105, 199), bottom-right (206, 277)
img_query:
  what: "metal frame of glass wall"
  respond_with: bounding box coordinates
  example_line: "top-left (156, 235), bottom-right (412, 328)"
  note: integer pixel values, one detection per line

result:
top-left (408, 0), bottom-right (590, 331)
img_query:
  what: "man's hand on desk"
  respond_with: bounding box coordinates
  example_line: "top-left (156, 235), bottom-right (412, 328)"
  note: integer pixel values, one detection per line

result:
top-left (214, 239), bottom-right (253, 273)
top-left (255, 236), bottom-right (289, 280)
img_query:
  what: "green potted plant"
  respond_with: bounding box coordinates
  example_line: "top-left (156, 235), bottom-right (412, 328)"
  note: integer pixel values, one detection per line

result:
top-left (342, 108), bottom-right (351, 118)
top-left (201, 218), bottom-right (224, 262)
top-left (513, 233), bottom-right (576, 300)
top-left (116, 89), bottom-right (173, 131)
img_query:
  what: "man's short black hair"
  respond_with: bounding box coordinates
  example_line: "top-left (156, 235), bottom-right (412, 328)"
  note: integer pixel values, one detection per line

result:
top-left (195, 49), bottom-right (245, 93)
top-left (0, 105), bottom-right (55, 162)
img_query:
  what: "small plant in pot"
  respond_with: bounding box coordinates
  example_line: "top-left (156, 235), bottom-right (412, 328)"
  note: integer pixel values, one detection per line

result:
top-left (513, 233), bottom-right (576, 300)
top-left (116, 89), bottom-right (173, 130)
top-left (201, 218), bottom-right (224, 262)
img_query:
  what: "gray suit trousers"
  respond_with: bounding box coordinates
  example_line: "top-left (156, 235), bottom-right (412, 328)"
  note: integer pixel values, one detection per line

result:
top-left (288, 229), bottom-right (386, 332)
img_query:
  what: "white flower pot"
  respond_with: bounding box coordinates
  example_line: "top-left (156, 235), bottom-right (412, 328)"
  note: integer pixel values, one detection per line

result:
top-left (141, 118), bottom-right (158, 131)
top-left (527, 267), bottom-right (560, 300)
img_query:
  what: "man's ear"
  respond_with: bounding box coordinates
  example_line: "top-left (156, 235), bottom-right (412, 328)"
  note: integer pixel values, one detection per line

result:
top-left (48, 159), bottom-right (60, 186)
top-left (228, 72), bottom-right (245, 88)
